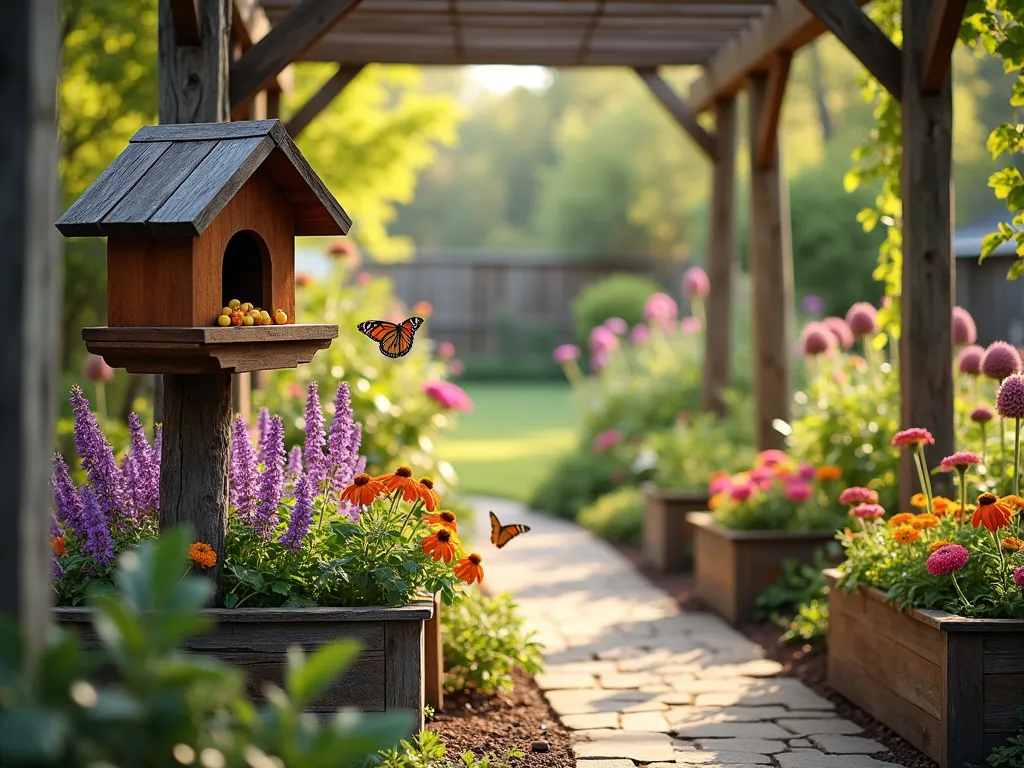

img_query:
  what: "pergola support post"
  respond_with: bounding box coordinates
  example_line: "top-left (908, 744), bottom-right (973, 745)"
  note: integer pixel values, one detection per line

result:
top-left (702, 96), bottom-right (737, 416)
top-left (900, 0), bottom-right (955, 502)
top-left (747, 70), bottom-right (795, 451)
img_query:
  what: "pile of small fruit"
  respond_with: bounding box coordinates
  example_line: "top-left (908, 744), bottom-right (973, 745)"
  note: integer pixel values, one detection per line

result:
top-left (216, 299), bottom-right (288, 327)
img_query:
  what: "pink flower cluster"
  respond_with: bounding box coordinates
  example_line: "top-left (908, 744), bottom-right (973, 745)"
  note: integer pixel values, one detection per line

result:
top-left (643, 292), bottom-right (678, 325)
top-left (838, 486), bottom-right (879, 506)
top-left (422, 380), bottom-right (473, 412)
top-left (891, 428), bottom-right (935, 448)
top-left (938, 451), bottom-right (982, 472)
top-left (708, 451), bottom-right (818, 505)
top-left (926, 544), bottom-right (970, 576)
top-left (593, 429), bottom-right (622, 453)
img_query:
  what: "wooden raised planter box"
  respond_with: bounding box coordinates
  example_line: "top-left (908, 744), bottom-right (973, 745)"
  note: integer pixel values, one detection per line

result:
top-left (55, 601), bottom-right (433, 729)
top-left (689, 512), bottom-right (835, 625)
top-left (642, 484), bottom-right (709, 573)
top-left (825, 569), bottom-right (1024, 768)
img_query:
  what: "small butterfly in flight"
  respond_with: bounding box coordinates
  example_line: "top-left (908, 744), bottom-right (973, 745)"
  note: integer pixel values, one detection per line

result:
top-left (489, 511), bottom-right (530, 549)
top-left (357, 316), bottom-right (424, 358)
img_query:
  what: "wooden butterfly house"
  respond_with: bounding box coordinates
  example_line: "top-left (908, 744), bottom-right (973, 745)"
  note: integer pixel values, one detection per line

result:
top-left (56, 120), bottom-right (348, 374)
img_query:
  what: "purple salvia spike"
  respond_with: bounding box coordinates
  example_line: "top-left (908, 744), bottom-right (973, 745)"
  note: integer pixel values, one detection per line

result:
top-left (50, 514), bottom-right (63, 539)
top-left (354, 456), bottom-right (367, 475)
top-left (256, 407), bottom-right (272, 464)
top-left (279, 473), bottom-right (313, 552)
top-left (286, 445), bottom-right (303, 481)
top-left (69, 386), bottom-right (125, 520)
top-left (327, 383), bottom-right (361, 496)
top-left (125, 413), bottom-right (152, 519)
top-left (254, 415), bottom-right (285, 539)
top-left (51, 554), bottom-right (64, 582)
top-left (52, 454), bottom-right (86, 539)
top-left (302, 381), bottom-right (326, 488)
top-left (80, 487), bottom-right (113, 566)
top-left (230, 415), bottom-right (259, 523)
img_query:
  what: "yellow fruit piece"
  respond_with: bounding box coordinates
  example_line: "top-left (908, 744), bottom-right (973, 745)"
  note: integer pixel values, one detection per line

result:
top-left (247, 309), bottom-right (262, 319)
top-left (274, 310), bottom-right (287, 325)
top-left (260, 310), bottom-right (271, 321)
top-left (242, 315), bottom-right (255, 326)
top-left (241, 302), bottom-right (253, 313)
top-left (228, 299), bottom-right (241, 310)
top-left (221, 307), bottom-right (232, 316)
top-left (262, 317), bottom-right (273, 326)
top-left (217, 314), bottom-right (231, 327)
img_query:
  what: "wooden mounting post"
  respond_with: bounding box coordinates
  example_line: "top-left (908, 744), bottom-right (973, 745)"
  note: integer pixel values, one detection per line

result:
top-left (701, 96), bottom-right (737, 416)
top-left (158, 0), bottom-right (233, 591)
top-left (900, 0), bottom-right (955, 502)
top-left (922, 0), bottom-right (969, 94)
top-left (0, 0), bottom-right (60, 652)
top-left (747, 71), bottom-right (795, 450)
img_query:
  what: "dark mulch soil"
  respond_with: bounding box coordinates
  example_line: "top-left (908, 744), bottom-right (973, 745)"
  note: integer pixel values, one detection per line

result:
top-left (427, 668), bottom-right (574, 767)
top-left (619, 544), bottom-right (938, 768)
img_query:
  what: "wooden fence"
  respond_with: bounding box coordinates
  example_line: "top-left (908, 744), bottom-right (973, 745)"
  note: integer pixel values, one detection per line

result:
top-left (364, 252), bottom-right (660, 355)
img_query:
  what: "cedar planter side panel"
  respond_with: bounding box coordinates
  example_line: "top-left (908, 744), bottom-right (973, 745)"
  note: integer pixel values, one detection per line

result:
top-left (689, 512), bottom-right (835, 625)
top-left (642, 485), bottom-right (709, 573)
top-left (55, 602), bottom-right (432, 730)
top-left (825, 570), bottom-right (1024, 768)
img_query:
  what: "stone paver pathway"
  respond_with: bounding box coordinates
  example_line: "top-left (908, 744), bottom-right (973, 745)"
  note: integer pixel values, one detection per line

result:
top-left (471, 498), bottom-right (906, 768)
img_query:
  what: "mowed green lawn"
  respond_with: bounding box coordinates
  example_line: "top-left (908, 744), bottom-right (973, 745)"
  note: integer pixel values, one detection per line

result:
top-left (437, 383), bottom-right (579, 502)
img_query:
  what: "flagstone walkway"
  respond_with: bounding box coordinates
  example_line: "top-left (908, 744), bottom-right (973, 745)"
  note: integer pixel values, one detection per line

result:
top-left (470, 497), bottom-right (908, 768)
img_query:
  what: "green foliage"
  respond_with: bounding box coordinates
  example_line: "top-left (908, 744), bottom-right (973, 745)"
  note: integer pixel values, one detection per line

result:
top-left (0, 529), bottom-right (411, 767)
top-left (577, 486), bottom-right (646, 546)
top-left (755, 553), bottom-right (833, 649)
top-left (570, 274), bottom-right (663, 342)
top-left (373, 730), bottom-right (524, 768)
top-left (441, 591), bottom-right (544, 694)
top-left (528, 444), bottom-right (634, 519)
top-left (780, 600), bottom-right (831, 647)
top-left (988, 711), bottom-right (1024, 767)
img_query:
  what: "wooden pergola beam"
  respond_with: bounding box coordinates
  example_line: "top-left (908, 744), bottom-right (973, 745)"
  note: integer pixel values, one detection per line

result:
top-left (798, 0), bottom-right (902, 101)
top-left (754, 51), bottom-right (791, 169)
top-left (171, 0), bottom-right (202, 43)
top-left (230, 0), bottom-right (362, 111)
top-left (634, 68), bottom-right (717, 161)
top-left (285, 64), bottom-right (363, 137)
top-left (921, 0), bottom-right (968, 94)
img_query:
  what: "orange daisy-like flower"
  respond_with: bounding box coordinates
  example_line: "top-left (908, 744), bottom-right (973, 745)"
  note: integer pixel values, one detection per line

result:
top-left (893, 525), bottom-right (921, 545)
top-left (424, 509), bottom-right (458, 533)
top-left (708, 493), bottom-right (724, 510)
top-left (816, 465), bottom-right (842, 481)
top-left (889, 513), bottom-right (915, 527)
top-left (842, 526), bottom-right (860, 540)
top-left (1002, 536), bottom-right (1024, 552)
top-left (51, 537), bottom-right (66, 557)
top-left (341, 473), bottom-right (388, 507)
top-left (912, 513), bottom-right (940, 530)
top-left (453, 553), bottom-right (484, 585)
top-left (378, 466), bottom-right (421, 503)
top-left (931, 496), bottom-right (955, 516)
top-left (423, 528), bottom-right (459, 563)
top-left (972, 493), bottom-right (1017, 532)
top-left (417, 478), bottom-right (441, 512)
top-left (928, 539), bottom-right (952, 553)
top-left (188, 542), bottom-right (217, 569)
top-left (910, 493), bottom-right (927, 509)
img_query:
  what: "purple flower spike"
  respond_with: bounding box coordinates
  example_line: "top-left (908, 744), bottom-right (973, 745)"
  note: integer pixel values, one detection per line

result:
top-left (256, 407), bottom-right (272, 464)
top-left (80, 487), bottom-right (113, 566)
top-left (303, 381), bottom-right (326, 488)
top-left (286, 446), bottom-right (303, 482)
top-left (125, 413), bottom-right (155, 522)
top-left (69, 386), bottom-right (125, 519)
top-left (230, 415), bottom-right (259, 522)
top-left (52, 453), bottom-right (85, 539)
top-left (254, 415), bottom-right (285, 538)
top-left (279, 473), bottom-right (313, 552)
top-left (327, 383), bottom-right (363, 495)
top-left (51, 553), bottom-right (65, 582)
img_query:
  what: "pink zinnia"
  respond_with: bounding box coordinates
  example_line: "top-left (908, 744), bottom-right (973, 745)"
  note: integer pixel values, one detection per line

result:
top-left (846, 302), bottom-right (878, 337)
top-left (553, 344), bottom-right (581, 365)
top-left (939, 451), bottom-right (982, 472)
top-left (926, 544), bottom-right (970, 576)
top-left (422, 380), bottom-right (473, 412)
top-left (750, 465), bottom-right (775, 488)
top-left (629, 324), bottom-right (650, 344)
top-left (438, 341), bottom-right (456, 359)
top-left (708, 476), bottom-right (732, 495)
top-left (589, 326), bottom-right (618, 356)
top-left (681, 316), bottom-right (702, 335)
top-left (839, 486), bottom-right (879, 506)
top-left (604, 317), bottom-right (628, 335)
top-left (981, 341), bottom-right (1022, 381)
top-left (1015, 565), bottom-right (1024, 588)
top-left (823, 316), bottom-right (854, 350)
top-left (797, 463), bottom-right (816, 481)
top-left (892, 428), bottom-right (935, 448)
top-left (852, 503), bottom-right (885, 519)
top-left (997, 373), bottom-right (1024, 420)
top-left (958, 345), bottom-right (984, 375)
top-left (785, 481), bottom-right (813, 502)
top-left (643, 292), bottom-right (678, 325)
top-left (593, 429), bottom-right (622, 453)
top-left (800, 322), bottom-right (836, 357)
top-left (730, 483), bottom-right (754, 502)
top-left (757, 449), bottom-right (788, 468)
top-left (952, 307), bottom-right (977, 346)
top-left (682, 266), bottom-right (710, 299)
top-left (970, 405), bottom-right (995, 424)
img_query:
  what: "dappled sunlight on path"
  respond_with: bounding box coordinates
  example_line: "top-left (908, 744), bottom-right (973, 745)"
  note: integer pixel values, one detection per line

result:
top-left (470, 497), bottom-right (909, 768)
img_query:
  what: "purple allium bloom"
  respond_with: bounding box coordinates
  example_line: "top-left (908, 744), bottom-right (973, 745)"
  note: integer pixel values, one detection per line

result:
top-left (971, 405), bottom-right (995, 424)
top-left (682, 266), bottom-right (710, 299)
top-left (553, 344), bottom-right (581, 365)
top-left (926, 544), bottom-right (970, 576)
top-left (279, 473), bottom-right (313, 552)
top-left (997, 373), bottom-right (1024, 419)
top-left (681, 316), bottom-right (702, 335)
top-left (981, 341), bottom-right (1022, 381)
top-left (256, 407), bottom-right (272, 464)
top-left (52, 453), bottom-right (86, 539)
top-left (303, 381), bottom-right (326, 488)
top-left (643, 292), bottom-right (678, 325)
top-left (286, 446), bottom-right (303, 482)
top-left (1015, 565), bottom-right (1024, 588)
top-left (845, 302), bottom-right (878, 337)
top-left (83, 354), bottom-right (114, 383)
top-left (589, 325), bottom-right (618, 355)
top-left (952, 306), bottom-right (977, 346)
top-left (823, 317), bottom-right (854, 350)
top-left (254, 415), bottom-right (285, 538)
top-left (603, 317), bottom-right (628, 335)
top-left (590, 350), bottom-right (609, 372)
top-left (939, 451), bottom-right (983, 472)
top-left (230, 415), bottom-right (260, 522)
top-left (80, 487), bottom-right (113, 566)
top-left (800, 322), bottom-right (836, 357)
top-left (69, 386), bottom-right (125, 519)
top-left (958, 344), bottom-right (984, 375)
top-left (629, 324), bottom-right (650, 344)
top-left (801, 294), bottom-right (825, 316)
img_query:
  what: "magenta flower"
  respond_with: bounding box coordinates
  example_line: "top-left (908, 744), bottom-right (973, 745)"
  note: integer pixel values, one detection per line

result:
top-left (643, 292), bottom-right (678, 325)
top-left (981, 341), bottom-right (1022, 381)
top-left (553, 344), bottom-right (581, 365)
top-left (589, 325), bottom-right (618, 355)
top-left (730, 483), bottom-right (754, 502)
top-left (838, 486), bottom-right (879, 506)
top-left (958, 344), bottom-right (984, 375)
top-left (438, 340), bottom-right (456, 359)
top-left (939, 452), bottom-right (982, 472)
top-left (822, 317), bottom-right (854, 350)
top-left (750, 465), bottom-right (775, 488)
top-left (892, 428), bottom-right (935, 448)
top-left (593, 429), bottom-right (622, 453)
top-left (629, 324), bottom-right (650, 344)
top-left (785, 481), bottom-right (813, 502)
top-left (682, 267), bottom-right (710, 299)
top-left (757, 449), bottom-right (788, 467)
top-left (449, 358), bottom-right (465, 377)
top-left (800, 322), bottom-right (836, 357)
top-left (926, 544), bottom-right (970, 576)
top-left (422, 380), bottom-right (474, 412)
top-left (681, 316), bottom-right (702, 335)
top-left (845, 302), bottom-right (878, 337)
top-left (83, 354), bottom-right (114, 383)
top-left (952, 307), bottom-right (977, 346)
top-left (708, 475), bottom-right (732, 495)
top-left (798, 463), bottom-right (816, 481)
top-left (1015, 565), bottom-right (1024, 588)
top-left (603, 317), bottom-right (628, 335)
top-left (997, 373), bottom-right (1024, 420)
top-left (852, 503), bottom-right (885, 519)
top-left (970, 405), bottom-right (995, 424)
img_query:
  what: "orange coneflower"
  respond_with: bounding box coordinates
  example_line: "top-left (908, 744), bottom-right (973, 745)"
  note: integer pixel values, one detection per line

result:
top-left (912, 513), bottom-right (940, 530)
top-left (816, 465), bottom-right (842, 481)
top-left (889, 513), bottom-right (915, 527)
top-left (972, 493), bottom-right (1017, 532)
top-left (378, 466), bottom-right (420, 503)
top-left (51, 537), bottom-right (66, 557)
top-left (910, 493), bottom-right (928, 509)
top-left (417, 477), bottom-right (441, 511)
top-left (188, 542), bottom-right (217, 569)
top-left (341, 473), bottom-right (388, 507)
top-left (424, 509), bottom-right (458, 533)
top-left (453, 553), bottom-right (484, 585)
top-left (423, 528), bottom-right (459, 563)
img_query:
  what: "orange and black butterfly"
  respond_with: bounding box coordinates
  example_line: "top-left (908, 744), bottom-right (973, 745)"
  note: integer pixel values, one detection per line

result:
top-left (489, 511), bottom-right (530, 549)
top-left (357, 316), bottom-right (424, 358)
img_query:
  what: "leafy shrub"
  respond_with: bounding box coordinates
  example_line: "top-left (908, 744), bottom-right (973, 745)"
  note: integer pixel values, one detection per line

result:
top-left (578, 486), bottom-right (645, 546)
top-left (0, 528), bottom-right (410, 768)
top-left (441, 591), bottom-right (544, 694)
top-left (374, 731), bottom-right (524, 768)
top-left (988, 711), bottom-right (1024, 767)
top-left (571, 273), bottom-right (662, 342)
top-left (755, 553), bottom-right (833, 648)
top-left (528, 444), bottom-right (635, 519)
top-left (780, 599), bottom-right (830, 647)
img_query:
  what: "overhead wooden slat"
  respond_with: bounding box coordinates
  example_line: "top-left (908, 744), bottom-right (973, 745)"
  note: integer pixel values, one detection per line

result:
top-left (303, 43), bottom-right (713, 65)
top-left (921, 0), bottom-right (968, 93)
top-left (636, 67), bottom-right (717, 160)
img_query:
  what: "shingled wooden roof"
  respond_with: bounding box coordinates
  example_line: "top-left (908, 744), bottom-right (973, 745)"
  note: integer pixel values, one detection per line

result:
top-left (56, 119), bottom-right (351, 238)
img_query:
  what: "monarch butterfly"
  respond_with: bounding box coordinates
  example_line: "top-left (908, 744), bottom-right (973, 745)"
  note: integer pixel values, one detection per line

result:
top-left (357, 316), bottom-right (424, 358)
top-left (489, 511), bottom-right (530, 549)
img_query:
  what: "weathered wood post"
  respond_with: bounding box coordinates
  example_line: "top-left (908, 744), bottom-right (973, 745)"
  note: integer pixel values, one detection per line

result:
top-left (0, 0), bottom-right (60, 652)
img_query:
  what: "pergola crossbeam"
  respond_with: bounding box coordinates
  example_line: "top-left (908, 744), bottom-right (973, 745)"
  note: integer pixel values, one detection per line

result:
top-left (635, 68), bottom-right (717, 161)
top-left (798, 0), bottom-right (902, 101)
top-left (754, 50), bottom-right (791, 168)
top-left (285, 64), bottom-right (363, 137)
top-left (922, 0), bottom-right (969, 93)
